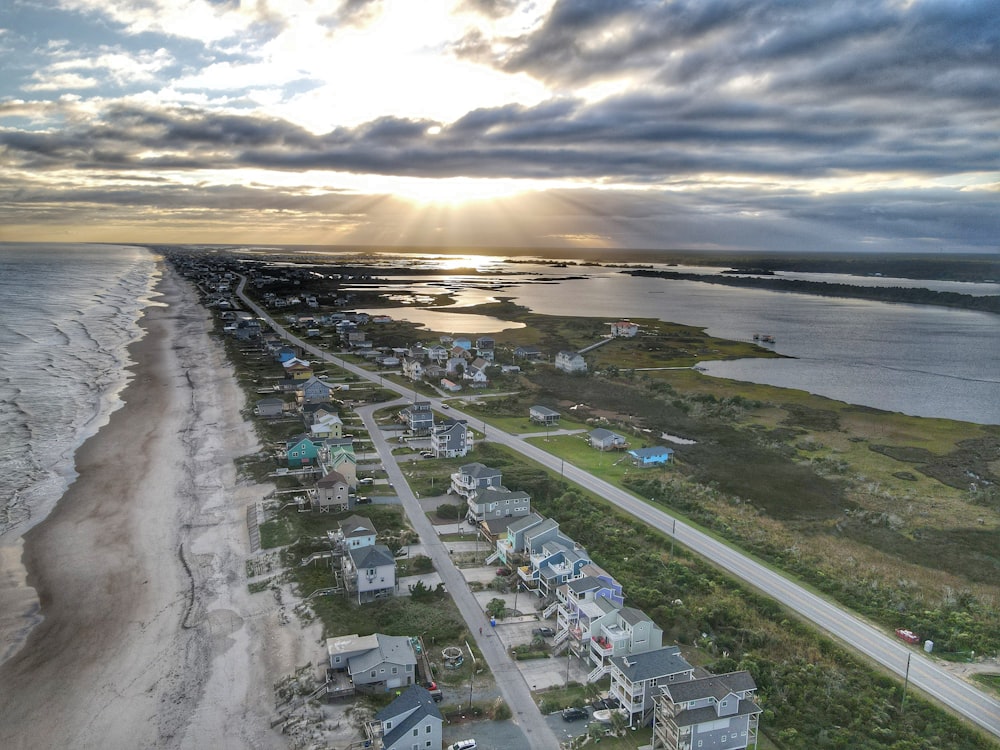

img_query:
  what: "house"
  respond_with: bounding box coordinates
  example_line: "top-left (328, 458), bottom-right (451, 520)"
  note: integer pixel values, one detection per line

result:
top-left (523, 535), bottom-right (592, 598)
top-left (464, 357), bottom-right (490, 385)
top-left (337, 515), bottom-right (377, 548)
top-left (607, 646), bottom-right (694, 727)
top-left (652, 672), bottom-right (761, 750)
top-left (529, 405), bottom-right (560, 426)
top-left (365, 685), bottom-right (443, 750)
top-left (439, 378), bottom-right (461, 392)
top-left (401, 357), bottom-right (424, 382)
top-left (466, 487), bottom-right (531, 524)
top-left (297, 376), bottom-right (335, 404)
top-left (285, 434), bottom-right (323, 468)
top-left (588, 606), bottom-right (665, 677)
top-left (400, 401), bottom-right (434, 434)
top-left (552, 565), bottom-right (625, 657)
top-left (326, 633), bottom-right (417, 692)
top-left (450, 463), bottom-right (503, 500)
top-left (254, 397), bottom-right (285, 418)
top-left (452, 337), bottom-right (472, 350)
top-left (344, 543), bottom-right (396, 603)
top-left (310, 412), bottom-right (343, 439)
top-left (611, 320), bottom-right (639, 338)
top-left (430, 418), bottom-right (472, 458)
top-left (283, 357), bottom-right (314, 380)
top-left (514, 346), bottom-right (543, 360)
top-left (493, 512), bottom-right (545, 566)
top-left (475, 336), bottom-right (495, 361)
top-left (427, 344), bottom-right (449, 363)
top-left (326, 438), bottom-right (357, 486)
top-left (628, 446), bottom-right (675, 467)
top-left (588, 428), bottom-right (627, 451)
top-left (555, 350), bottom-right (588, 373)
top-left (314, 470), bottom-right (350, 511)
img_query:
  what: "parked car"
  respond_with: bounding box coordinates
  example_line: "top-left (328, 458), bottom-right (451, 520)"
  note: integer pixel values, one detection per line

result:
top-left (561, 706), bottom-right (588, 722)
top-left (533, 626), bottom-right (555, 638)
top-left (496, 567), bottom-right (511, 576)
top-left (446, 740), bottom-right (476, 750)
top-left (441, 403), bottom-right (450, 409)
top-left (420, 451), bottom-right (435, 458)
top-left (358, 477), bottom-right (374, 485)
top-left (355, 496), bottom-right (371, 505)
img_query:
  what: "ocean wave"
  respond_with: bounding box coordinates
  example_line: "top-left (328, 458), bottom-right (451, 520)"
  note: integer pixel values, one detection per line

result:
top-left (0, 243), bottom-right (157, 541)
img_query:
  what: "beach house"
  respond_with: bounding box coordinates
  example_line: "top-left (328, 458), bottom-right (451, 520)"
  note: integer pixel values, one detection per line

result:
top-left (529, 405), bottom-right (561, 426)
top-left (364, 685), bottom-right (443, 750)
top-left (607, 646), bottom-right (694, 727)
top-left (450, 463), bottom-right (503, 500)
top-left (326, 633), bottom-right (417, 693)
top-left (555, 350), bottom-right (587, 373)
top-left (627, 446), bottom-right (675, 467)
top-left (652, 671), bottom-right (761, 750)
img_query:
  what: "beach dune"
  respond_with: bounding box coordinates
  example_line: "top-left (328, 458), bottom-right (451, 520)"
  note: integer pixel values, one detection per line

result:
top-left (0, 266), bottom-right (308, 749)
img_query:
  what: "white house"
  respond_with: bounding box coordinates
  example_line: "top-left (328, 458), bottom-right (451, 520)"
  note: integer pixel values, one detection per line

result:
top-left (555, 350), bottom-right (587, 373)
top-left (611, 320), bottom-right (639, 337)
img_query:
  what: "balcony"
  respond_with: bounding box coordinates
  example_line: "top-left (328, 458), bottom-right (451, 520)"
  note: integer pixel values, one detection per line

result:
top-left (517, 565), bottom-right (537, 587)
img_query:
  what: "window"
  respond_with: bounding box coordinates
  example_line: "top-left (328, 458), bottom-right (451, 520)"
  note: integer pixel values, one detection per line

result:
top-left (413, 728), bottom-right (418, 736)
top-left (426, 725), bottom-right (431, 733)
top-left (392, 667), bottom-right (398, 675)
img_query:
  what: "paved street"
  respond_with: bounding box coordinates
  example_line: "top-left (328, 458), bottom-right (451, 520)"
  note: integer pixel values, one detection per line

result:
top-left (358, 401), bottom-right (561, 750)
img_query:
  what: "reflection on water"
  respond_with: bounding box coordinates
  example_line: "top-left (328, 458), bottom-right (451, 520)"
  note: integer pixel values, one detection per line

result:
top-left (356, 306), bottom-right (525, 334)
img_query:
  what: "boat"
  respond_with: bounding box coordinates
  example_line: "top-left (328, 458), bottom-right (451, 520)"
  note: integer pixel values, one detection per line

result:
top-left (753, 334), bottom-right (776, 344)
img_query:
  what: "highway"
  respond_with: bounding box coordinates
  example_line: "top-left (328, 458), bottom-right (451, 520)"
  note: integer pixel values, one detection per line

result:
top-left (234, 275), bottom-right (1000, 740)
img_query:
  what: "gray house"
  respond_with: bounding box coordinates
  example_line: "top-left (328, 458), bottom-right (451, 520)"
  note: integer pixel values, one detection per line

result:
top-left (430, 418), bottom-right (472, 458)
top-left (366, 685), bottom-right (443, 750)
top-left (529, 405), bottom-right (560, 425)
top-left (344, 544), bottom-right (397, 603)
top-left (608, 646), bottom-right (694, 727)
top-left (588, 428), bottom-right (627, 451)
top-left (326, 633), bottom-right (417, 693)
top-left (466, 487), bottom-right (531, 524)
top-left (254, 398), bottom-right (285, 418)
top-left (450, 462), bottom-right (502, 500)
top-left (652, 671), bottom-right (761, 750)
top-left (401, 401), bottom-right (434, 434)
top-left (314, 469), bottom-right (351, 512)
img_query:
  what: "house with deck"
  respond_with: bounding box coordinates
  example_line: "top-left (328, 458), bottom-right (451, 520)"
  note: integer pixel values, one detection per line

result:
top-left (313, 470), bottom-right (351, 511)
top-left (344, 543), bottom-right (396, 603)
top-left (450, 463), bottom-right (502, 500)
top-left (652, 671), bottom-right (761, 750)
top-left (400, 401), bottom-right (434, 435)
top-left (608, 646), bottom-right (694, 727)
top-left (365, 685), bottom-right (443, 750)
top-left (254, 397), bottom-right (285, 418)
top-left (326, 633), bottom-right (417, 693)
top-left (555, 350), bottom-right (587, 373)
top-left (430, 418), bottom-right (472, 458)
top-left (588, 428), bottom-right (627, 451)
top-left (529, 405), bottom-right (560, 426)
top-left (285, 434), bottom-right (323, 468)
top-left (611, 320), bottom-right (639, 338)
top-left (628, 446), bottom-right (675, 467)
top-left (465, 487), bottom-right (531, 524)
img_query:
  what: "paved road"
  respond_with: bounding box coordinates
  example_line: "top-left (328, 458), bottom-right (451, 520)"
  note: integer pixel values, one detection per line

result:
top-left (235, 276), bottom-right (1000, 740)
top-left (357, 400), bottom-right (559, 750)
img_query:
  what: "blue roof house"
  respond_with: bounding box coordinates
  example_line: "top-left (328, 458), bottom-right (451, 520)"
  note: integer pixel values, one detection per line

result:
top-left (627, 446), bottom-right (674, 467)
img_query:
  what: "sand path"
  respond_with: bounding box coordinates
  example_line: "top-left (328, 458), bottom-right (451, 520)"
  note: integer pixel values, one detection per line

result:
top-left (0, 264), bottom-right (314, 749)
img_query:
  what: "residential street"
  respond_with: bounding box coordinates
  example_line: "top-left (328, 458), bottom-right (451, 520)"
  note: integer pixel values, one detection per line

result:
top-left (357, 400), bottom-right (559, 750)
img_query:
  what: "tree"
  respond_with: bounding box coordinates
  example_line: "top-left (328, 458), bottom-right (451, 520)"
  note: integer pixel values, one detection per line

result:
top-left (486, 597), bottom-right (506, 620)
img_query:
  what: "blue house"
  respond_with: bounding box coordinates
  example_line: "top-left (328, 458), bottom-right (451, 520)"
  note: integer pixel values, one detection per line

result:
top-left (627, 446), bottom-right (674, 467)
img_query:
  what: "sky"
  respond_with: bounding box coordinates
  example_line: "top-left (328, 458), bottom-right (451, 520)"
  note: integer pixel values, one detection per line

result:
top-left (0, 0), bottom-right (997, 253)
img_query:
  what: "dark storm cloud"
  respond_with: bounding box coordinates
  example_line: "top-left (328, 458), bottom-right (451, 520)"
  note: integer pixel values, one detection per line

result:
top-left (1, 85), bottom-right (994, 182)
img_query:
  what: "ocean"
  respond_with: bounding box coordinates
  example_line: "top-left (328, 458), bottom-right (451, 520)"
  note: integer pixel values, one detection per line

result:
top-left (0, 243), bottom-right (159, 542)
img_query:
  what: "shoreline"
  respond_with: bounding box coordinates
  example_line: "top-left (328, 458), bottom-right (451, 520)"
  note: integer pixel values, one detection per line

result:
top-left (0, 262), bottom-right (314, 749)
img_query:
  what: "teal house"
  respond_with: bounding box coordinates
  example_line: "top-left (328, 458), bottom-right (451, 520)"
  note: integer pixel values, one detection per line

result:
top-left (286, 434), bottom-right (323, 468)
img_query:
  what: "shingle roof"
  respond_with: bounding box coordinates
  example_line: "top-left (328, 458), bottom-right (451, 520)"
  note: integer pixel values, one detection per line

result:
top-left (375, 684), bottom-right (442, 727)
top-left (611, 646), bottom-right (692, 682)
top-left (672, 699), bottom-right (761, 728)
top-left (349, 544), bottom-right (395, 568)
top-left (661, 671), bottom-right (757, 703)
top-left (340, 515), bottom-right (376, 538)
top-left (618, 606), bottom-right (653, 626)
top-left (459, 462), bottom-right (501, 479)
top-left (506, 512), bottom-right (544, 533)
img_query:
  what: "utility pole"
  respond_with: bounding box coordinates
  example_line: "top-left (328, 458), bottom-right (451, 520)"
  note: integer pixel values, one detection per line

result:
top-left (902, 652), bottom-right (911, 713)
top-left (669, 517), bottom-right (677, 561)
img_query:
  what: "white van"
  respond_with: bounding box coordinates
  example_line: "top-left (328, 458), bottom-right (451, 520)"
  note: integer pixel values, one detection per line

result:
top-left (446, 741), bottom-right (477, 750)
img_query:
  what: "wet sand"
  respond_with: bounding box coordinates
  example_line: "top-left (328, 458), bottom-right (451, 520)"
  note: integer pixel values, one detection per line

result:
top-left (0, 264), bottom-right (315, 749)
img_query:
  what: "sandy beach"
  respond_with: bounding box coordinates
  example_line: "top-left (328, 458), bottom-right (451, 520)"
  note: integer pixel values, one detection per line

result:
top-left (0, 264), bottom-right (317, 749)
